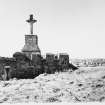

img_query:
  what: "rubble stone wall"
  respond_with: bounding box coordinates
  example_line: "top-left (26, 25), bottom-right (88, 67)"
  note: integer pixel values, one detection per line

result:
top-left (0, 52), bottom-right (78, 80)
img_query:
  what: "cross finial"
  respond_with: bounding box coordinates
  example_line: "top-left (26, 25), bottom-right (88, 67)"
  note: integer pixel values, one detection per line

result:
top-left (26, 14), bottom-right (37, 34)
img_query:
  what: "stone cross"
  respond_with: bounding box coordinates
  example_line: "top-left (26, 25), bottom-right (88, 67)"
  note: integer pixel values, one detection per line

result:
top-left (26, 14), bottom-right (37, 34)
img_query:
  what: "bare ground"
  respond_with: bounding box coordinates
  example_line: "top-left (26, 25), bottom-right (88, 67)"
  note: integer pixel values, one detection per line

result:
top-left (0, 67), bottom-right (105, 103)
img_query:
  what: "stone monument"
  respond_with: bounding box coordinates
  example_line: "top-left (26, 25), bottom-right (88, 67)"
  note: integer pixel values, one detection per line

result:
top-left (22, 14), bottom-right (41, 59)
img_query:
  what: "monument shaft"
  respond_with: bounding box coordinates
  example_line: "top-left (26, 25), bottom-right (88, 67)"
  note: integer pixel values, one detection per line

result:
top-left (30, 22), bottom-right (33, 34)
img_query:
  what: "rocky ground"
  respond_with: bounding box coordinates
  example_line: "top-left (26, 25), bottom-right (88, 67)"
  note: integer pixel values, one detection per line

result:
top-left (0, 67), bottom-right (105, 103)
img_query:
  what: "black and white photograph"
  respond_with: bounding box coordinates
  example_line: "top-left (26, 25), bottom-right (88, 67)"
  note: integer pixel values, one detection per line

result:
top-left (0, 0), bottom-right (105, 104)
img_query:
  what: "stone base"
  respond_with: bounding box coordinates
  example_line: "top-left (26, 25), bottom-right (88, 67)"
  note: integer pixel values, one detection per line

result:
top-left (22, 34), bottom-right (41, 59)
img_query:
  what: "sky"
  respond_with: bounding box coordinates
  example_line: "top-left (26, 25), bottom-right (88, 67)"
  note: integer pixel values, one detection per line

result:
top-left (0, 0), bottom-right (105, 58)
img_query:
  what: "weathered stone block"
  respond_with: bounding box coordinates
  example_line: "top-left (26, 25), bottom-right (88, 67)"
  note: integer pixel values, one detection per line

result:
top-left (46, 53), bottom-right (55, 63)
top-left (22, 35), bottom-right (41, 59)
top-left (59, 53), bottom-right (69, 70)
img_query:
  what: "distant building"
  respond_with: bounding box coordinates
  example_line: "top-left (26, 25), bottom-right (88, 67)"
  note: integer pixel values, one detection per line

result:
top-left (71, 58), bottom-right (105, 67)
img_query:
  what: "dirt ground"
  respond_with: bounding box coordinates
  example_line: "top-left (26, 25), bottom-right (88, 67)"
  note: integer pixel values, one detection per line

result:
top-left (0, 66), bottom-right (105, 103)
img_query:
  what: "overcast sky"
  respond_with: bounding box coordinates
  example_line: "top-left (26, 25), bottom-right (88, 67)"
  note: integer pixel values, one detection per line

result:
top-left (0, 0), bottom-right (105, 58)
